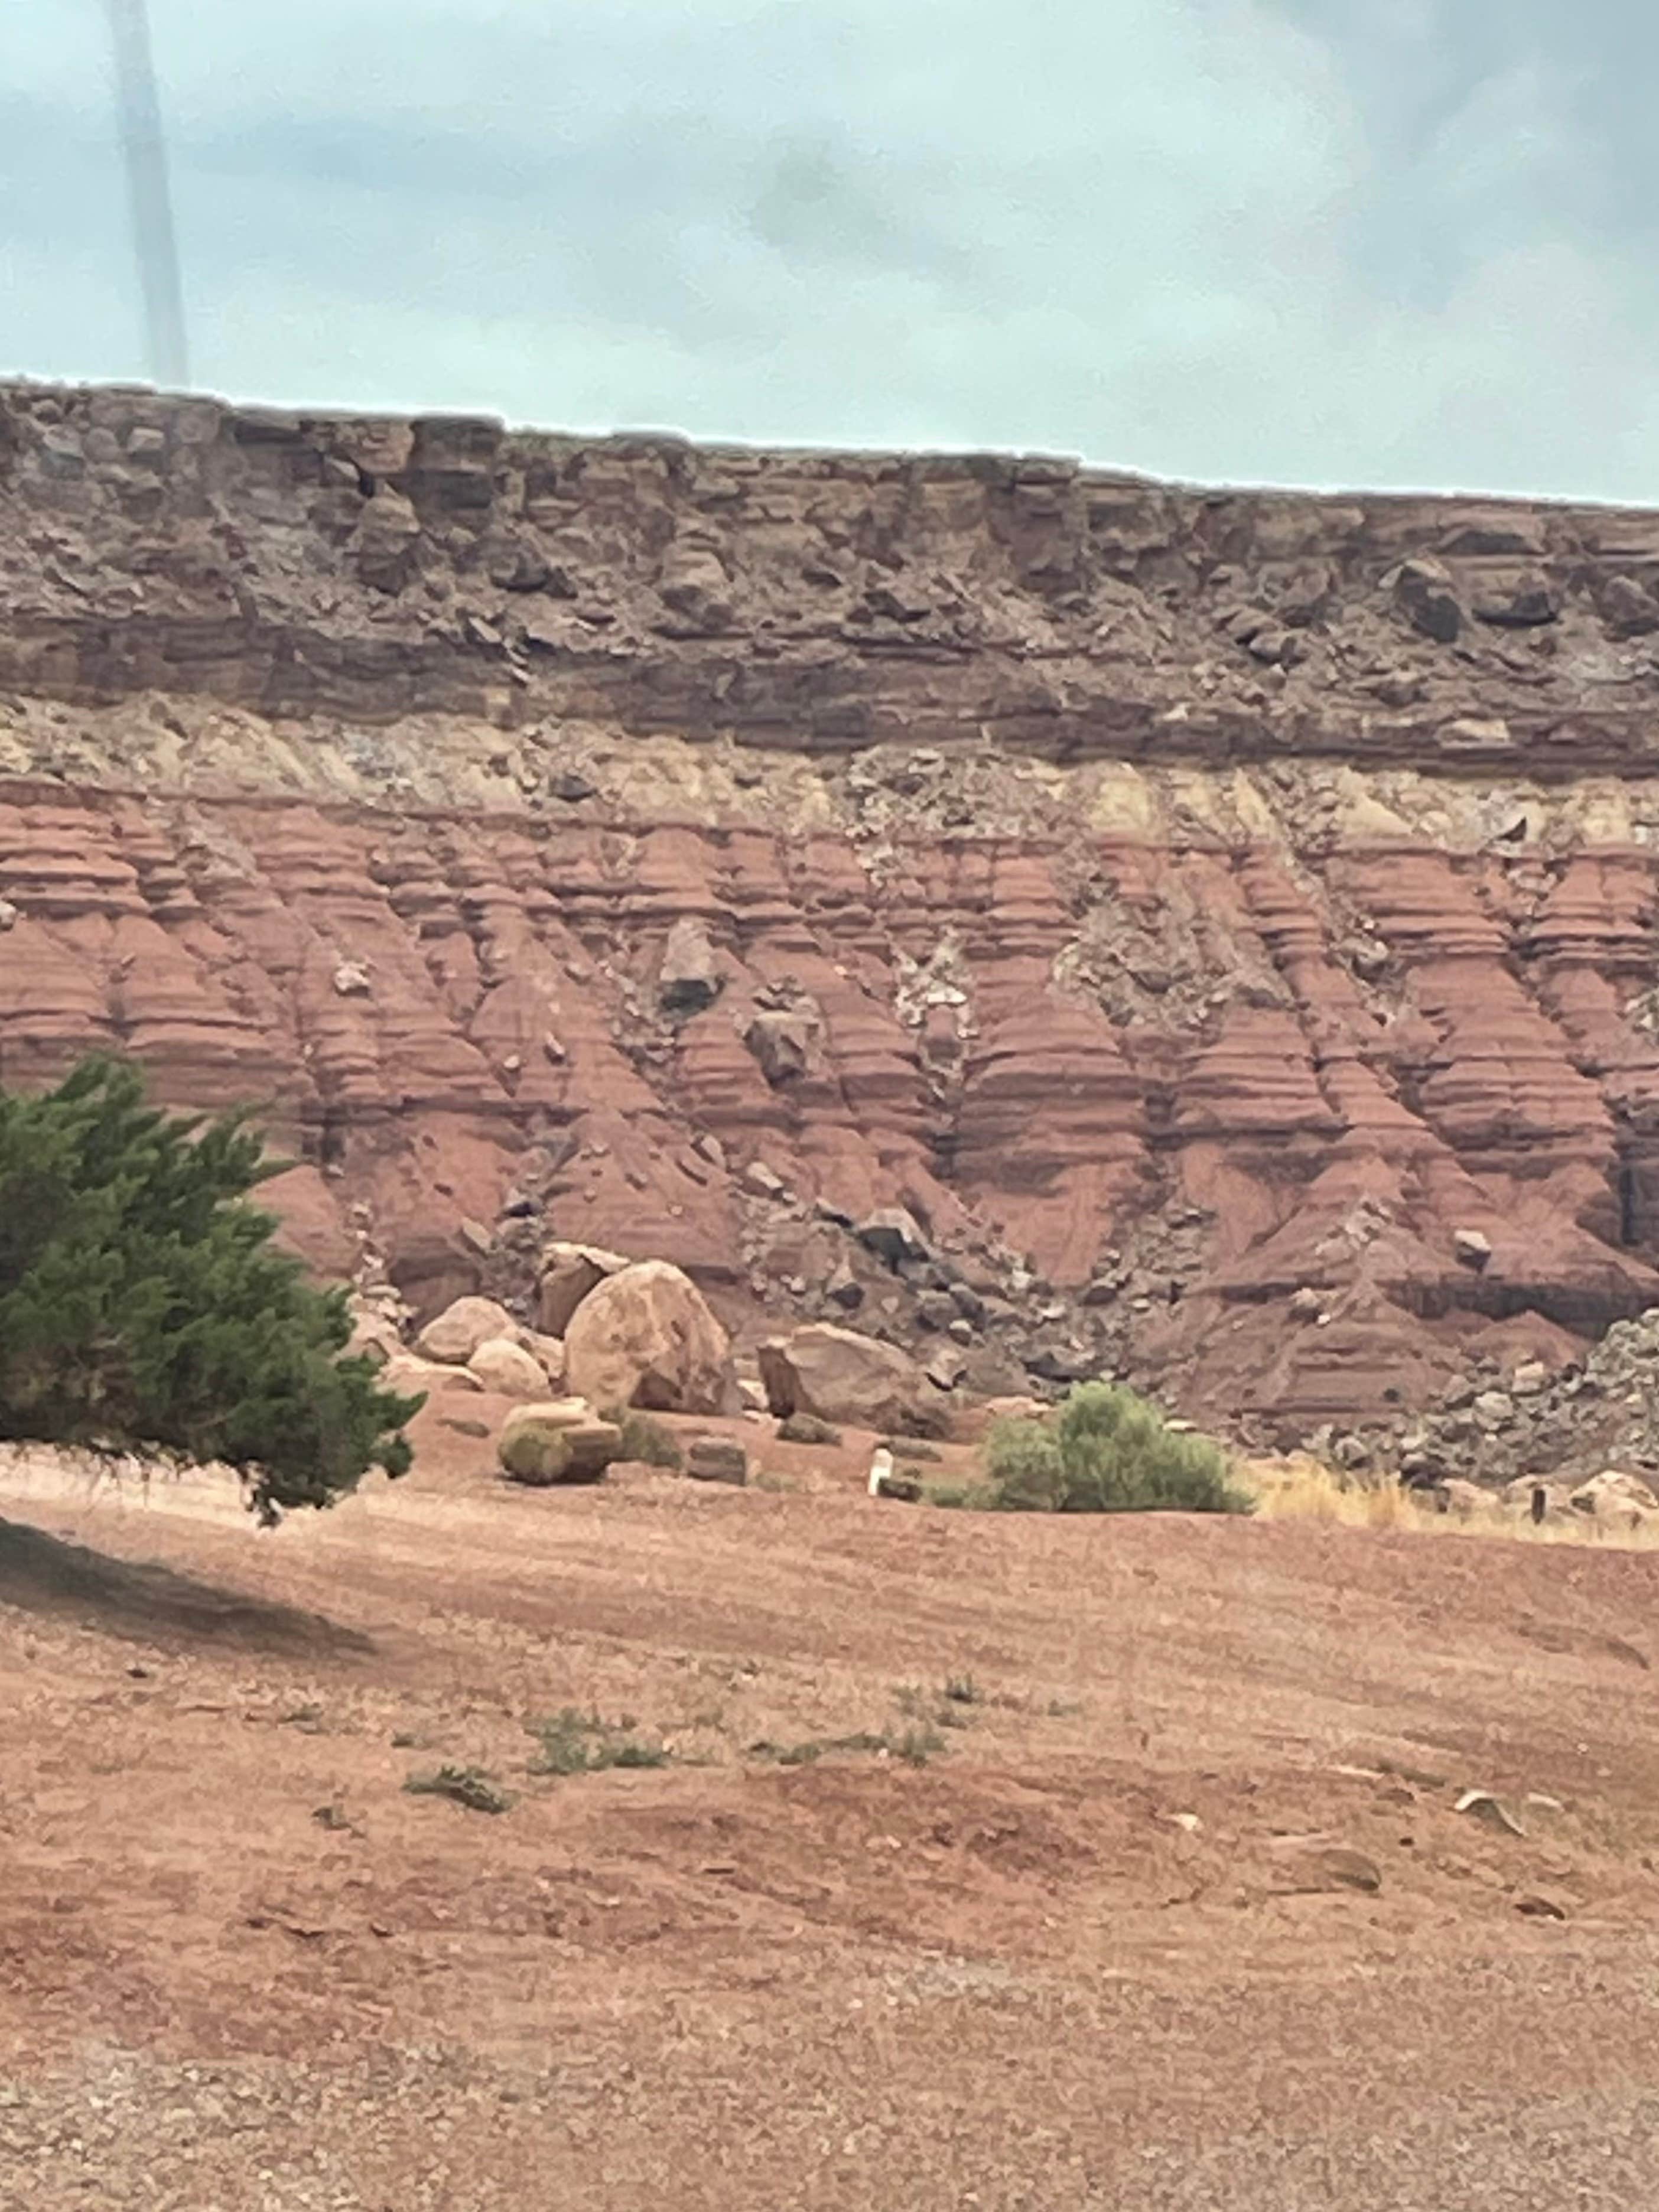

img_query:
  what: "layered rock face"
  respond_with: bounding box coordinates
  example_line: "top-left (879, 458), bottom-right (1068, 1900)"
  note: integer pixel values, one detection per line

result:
top-left (6, 378), bottom-right (1659, 1440)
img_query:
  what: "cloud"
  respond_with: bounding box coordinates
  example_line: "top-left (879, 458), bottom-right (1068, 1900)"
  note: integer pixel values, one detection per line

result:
top-left (2, 0), bottom-right (1657, 499)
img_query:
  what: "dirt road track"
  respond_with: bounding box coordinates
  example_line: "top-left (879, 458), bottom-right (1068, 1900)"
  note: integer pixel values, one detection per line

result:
top-left (4, 1413), bottom-right (1659, 2208)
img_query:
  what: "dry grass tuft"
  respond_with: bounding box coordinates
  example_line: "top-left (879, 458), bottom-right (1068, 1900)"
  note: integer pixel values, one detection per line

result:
top-left (1239, 1455), bottom-right (1659, 1549)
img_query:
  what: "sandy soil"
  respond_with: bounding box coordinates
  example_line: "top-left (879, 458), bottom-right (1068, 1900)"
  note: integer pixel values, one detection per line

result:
top-left (5, 1403), bottom-right (1659, 2209)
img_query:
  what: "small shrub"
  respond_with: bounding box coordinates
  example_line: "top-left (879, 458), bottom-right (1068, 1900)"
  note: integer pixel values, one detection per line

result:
top-left (943, 1673), bottom-right (981, 1706)
top-left (926, 1480), bottom-right (996, 1511)
top-left (609, 1412), bottom-right (684, 1470)
top-left (893, 1724), bottom-right (944, 1767)
top-left (984, 1382), bottom-right (1247, 1515)
top-left (404, 1765), bottom-right (513, 1814)
top-left (531, 1707), bottom-right (672, 1777)
top-left (778, 1412), bottom-right (841, 1446)
top-left (752, 1468), bottom-right (802, 1495)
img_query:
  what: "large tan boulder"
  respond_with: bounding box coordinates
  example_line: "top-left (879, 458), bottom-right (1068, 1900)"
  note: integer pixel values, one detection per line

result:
top-left (757, 1323), bottom-right (947, 1437)
top-left (345, 1302), bottom-right (404, 1370)
top-left (382, 1353), bottom-right (483, 1397)
top-left (537, 1242), bottom-right (632, 1336)
top-left (416, 1296), bottom-right (519, 1366)
top-left (468, 1336), bottom-right (551, 1397)
top-left (523, 1332), bottom-right (569, 1389)
top-left (1570, 1469), bottom-right (1659, 1528)
top-left (499, 1400), bottom-right (620, 1485)
top-left (563, 1261), bottom-right (737, 1414)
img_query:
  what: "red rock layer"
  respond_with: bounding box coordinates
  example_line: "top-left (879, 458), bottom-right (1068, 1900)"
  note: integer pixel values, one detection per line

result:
top-left (2, 779), bottom-right (1659, 1431)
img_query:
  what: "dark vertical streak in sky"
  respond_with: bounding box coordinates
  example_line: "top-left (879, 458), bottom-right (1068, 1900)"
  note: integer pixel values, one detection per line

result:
top-left (105, 0), bottom-right (190, 388)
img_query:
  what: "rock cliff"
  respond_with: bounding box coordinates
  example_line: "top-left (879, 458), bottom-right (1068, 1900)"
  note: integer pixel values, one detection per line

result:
top-left (7, 376), bottom-right (1659, 1441)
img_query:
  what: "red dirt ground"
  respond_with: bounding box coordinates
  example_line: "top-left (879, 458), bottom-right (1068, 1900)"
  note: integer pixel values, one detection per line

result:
top-left (5, 1401), bottom-right (1659, 2208)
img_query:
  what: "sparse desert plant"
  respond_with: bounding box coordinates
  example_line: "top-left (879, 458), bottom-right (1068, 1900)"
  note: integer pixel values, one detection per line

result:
top-left (984, 1382), bottom-right (1247, 1515)
top-left (925, 1479), bottom-right (997, 1511)
top-left (404, 1765), bottom-right (514, 1814)
top-left (531, 1707), bottom-right (672, 1777)
top-left (892, 1723), bottom-right (945, 1767)
top-left (0, 1056), bottom-right (422, 1524)
top-left (609, 1411), bottom-right (684, 1470)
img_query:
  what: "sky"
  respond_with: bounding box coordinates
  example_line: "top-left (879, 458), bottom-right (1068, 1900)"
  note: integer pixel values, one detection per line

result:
top-left (4, 0), bottom-right (1657, 499)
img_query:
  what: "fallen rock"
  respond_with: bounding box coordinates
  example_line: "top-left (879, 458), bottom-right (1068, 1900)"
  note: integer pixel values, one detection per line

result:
top-left (332, 959), bottom-right (372, 997)
top-left (1289, 1286), bottom-right (1323, 1321)
top-left (467, 1336), bottom-right (551, 1397)
top-left (344, 1302), bottom-right (404, 1370)
top-left (757, 1323), bottom-right (946, 1437)
top-left (381, 1354), bottom-right (484, 1397)
top-left (856, 1206), bottom-right (930, 1267)
top-left (564, 1260), bottom-right (737, 1414)
top-left (872, 1469), bottom-right (924, 1502)
top-left (745, 1008), bottom-right (818, 1085)
top-left (777, 1411), bottom-right (842, 1446)
top-left (685, 1437), bottom-right (749, 1486)
top-left (499, 1401), bottom-right (621, 1486)
top-left (925, 1346), bottom-right (968, 1392)
top-left (536, 1241), bottom-right (630, 1335)
top-left (825, 1262), bottom-right (864, 1311)
top-left (658, 917), bottom-right (723, 1012)
top-left (416, 1295), bottom-right (521, 1367)
top-left (1569, 1468), bottom-right (1659, 1527)
top-left (522, 1332), bottom-right (568, 1389)
top-left (1501, 1474), bottom-right (1571, 1521)
top-left (1472, 1390), bottom-right (1514, 1428)
top-left (1453, 1227), bottom-right (1492, 1270)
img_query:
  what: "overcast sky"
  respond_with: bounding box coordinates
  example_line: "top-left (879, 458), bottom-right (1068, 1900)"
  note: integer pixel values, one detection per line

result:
top-left (4, 1), bottom-right (1657, 498)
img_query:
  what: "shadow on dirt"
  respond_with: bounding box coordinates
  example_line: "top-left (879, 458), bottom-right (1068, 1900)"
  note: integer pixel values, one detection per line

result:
top-left (0, 1514), bottom-right (373, 1656)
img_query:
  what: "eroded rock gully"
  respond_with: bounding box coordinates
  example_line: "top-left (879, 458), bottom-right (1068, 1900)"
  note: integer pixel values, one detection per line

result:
top-left (8, 378), bottom-right (1659, 1442)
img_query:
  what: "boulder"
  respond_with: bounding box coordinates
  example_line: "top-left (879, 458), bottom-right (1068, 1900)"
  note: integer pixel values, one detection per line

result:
top-left (925, 1346), bottom-right (968, 1392)
top-left (744, 1007), bottom-right (818, 1085)
top-left (536, 1241), bottom-right (630, 1336)
top-left (757, 1323), bottom-right (947, 1437)
top-left (1501, 1475), bottom-right (1572, 1521)
top-left (856, 1206), bottom-right (930, 1267)
top-left (658, 917), bottom-right (723, 1011)
top-left (416, 1295), bottom-right (520, 1367)
top-left (1453, 1227), bottom-right (1492, 1270)
top-left (1570, 1469), bottom-right (1659, 1527)
top-left (468, 1336), bottom-right (551, 1397)
top-left (1393, 557), bottom-right (1462, 643)
top-left (523, 1332), bottom-right (568, 1388)
top-left (382, 1353), bottom-right (483, 1397)
top-left (345, 1300), bottom-right (404, 1369)
top-left (777, 1411), bottom-right (842, 1446)
top-left (499, 1401), bottom-right (622, 1486)
top-left (685, 1437), bottom-right (749, 1486)
top-left (563, 1260), bottom-right (737, 1414)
